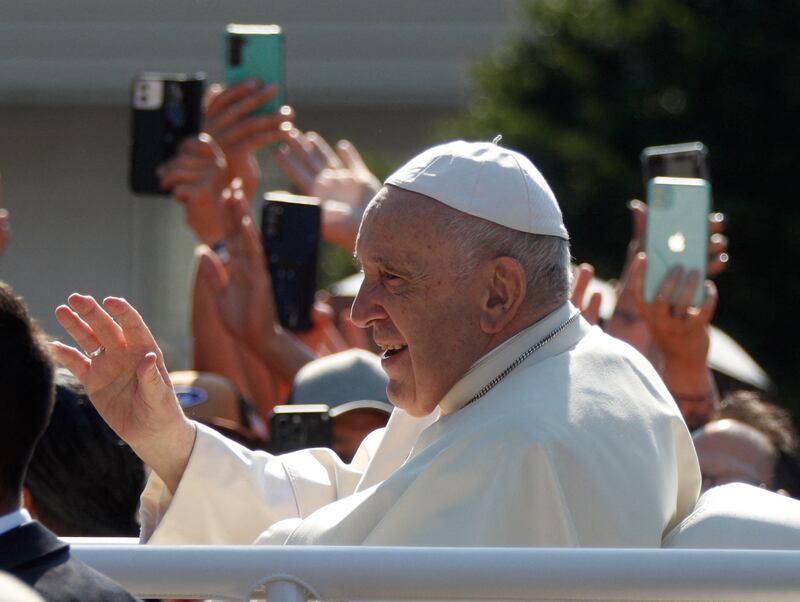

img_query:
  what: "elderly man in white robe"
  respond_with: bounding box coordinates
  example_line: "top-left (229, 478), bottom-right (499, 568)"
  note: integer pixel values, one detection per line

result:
top-left (51, 140), bottom-right (700, 547)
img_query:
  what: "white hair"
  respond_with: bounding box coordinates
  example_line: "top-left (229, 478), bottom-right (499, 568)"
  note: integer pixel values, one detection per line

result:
top-left (445, 212), bottom-right (572, 309)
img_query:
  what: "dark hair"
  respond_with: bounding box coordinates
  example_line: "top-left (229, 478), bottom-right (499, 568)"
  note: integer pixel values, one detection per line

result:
top-left (720, 390), bottom-right (800, 498)
top-left (25, 369), bottom-right (145, 536)
top-left (0, 281), bottom-right (55, 509)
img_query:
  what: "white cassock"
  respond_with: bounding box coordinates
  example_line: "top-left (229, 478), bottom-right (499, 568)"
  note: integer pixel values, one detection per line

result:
top-left (141, 302), bottom-right (700, 547)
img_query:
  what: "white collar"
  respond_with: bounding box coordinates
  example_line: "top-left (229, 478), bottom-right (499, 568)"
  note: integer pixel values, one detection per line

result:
top-left (438, 302), bottom-right (586, 415)
top-left (0, 508), bottom-right (32, 537)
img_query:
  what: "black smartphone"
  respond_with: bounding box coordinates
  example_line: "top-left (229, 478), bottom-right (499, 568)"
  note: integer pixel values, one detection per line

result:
top-left (261, 192), bottom-right (321, 332)
top-left (129, 73), bottom-right (205, 195)
top-left (640, 141), bottom-right (709, 186)
top-left (270, 404), bottom-right (332, 453)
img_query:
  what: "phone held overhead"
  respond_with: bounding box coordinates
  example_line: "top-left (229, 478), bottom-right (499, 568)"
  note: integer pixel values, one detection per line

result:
top-left (640, 142), bottom-right (712, 306)
top-left (129, 73), bottom-right (205, 195)
top-left (262, 193), bottom-right (321, 333)
top-left (225, 24), bottom-right (285, 115)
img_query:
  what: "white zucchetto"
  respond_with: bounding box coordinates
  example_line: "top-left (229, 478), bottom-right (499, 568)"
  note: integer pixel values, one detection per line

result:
top-left (384, 139), bottom-right (569, 239)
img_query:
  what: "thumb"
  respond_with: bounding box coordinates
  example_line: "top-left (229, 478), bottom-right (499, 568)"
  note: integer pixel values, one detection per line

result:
top-left (627, 199), bottom-right (647, 247)
top-left (136, 352), bottom-right (168, 405)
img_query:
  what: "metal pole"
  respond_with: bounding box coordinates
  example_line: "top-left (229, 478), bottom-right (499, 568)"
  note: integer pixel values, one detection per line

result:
top-left (266, 580), bottom-right (308, 602)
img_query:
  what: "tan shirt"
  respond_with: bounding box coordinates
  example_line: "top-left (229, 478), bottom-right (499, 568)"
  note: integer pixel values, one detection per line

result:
top-left (142, 303), bottom-right (700, 547)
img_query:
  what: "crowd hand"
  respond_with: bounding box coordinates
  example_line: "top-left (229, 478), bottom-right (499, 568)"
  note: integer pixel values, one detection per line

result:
top-left (198, 194), bottom-right (316, 382)
top-left (296, 298), bottom-right (350, 356)
top-left (158, 134), bottom-right (230, 244)
top-left (605, 199), bottom-right (728, 358)
top-left (628, 253), bottom-right (718, 369)
top-left (274, 130), bottom-right (381, 251)
top-left (570, 263), bottom-right (603, 325)
top-left (50, 295), bottom-right (195, 494)
top-left (203, 81), bottom-right (294, 201)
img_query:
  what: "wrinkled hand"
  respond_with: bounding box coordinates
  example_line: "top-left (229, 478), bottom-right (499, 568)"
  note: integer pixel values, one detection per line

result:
top-left (274, 131), bottom-right (380, 251)
top-left (628, 253), bottom-right (718, 367)
top-left (51, 294), bottom-right (195, 492)
top-left (570, 263), bottom-right (603, 325)
top-left (203, 81), bottom-right (294, 200)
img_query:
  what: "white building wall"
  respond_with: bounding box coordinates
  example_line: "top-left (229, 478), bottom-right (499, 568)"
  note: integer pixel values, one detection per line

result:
top-left (0, 0), bottom-right (524, 367)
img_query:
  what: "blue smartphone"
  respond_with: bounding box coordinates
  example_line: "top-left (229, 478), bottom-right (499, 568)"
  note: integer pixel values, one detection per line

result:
top-left (644, 177), bottom-right (711, 306)
top-left (224, 24), bottom-right (284, 114)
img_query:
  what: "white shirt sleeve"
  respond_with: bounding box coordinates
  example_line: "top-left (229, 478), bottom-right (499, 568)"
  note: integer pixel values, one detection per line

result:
top-left (140, 422), bottom-right (371, 544)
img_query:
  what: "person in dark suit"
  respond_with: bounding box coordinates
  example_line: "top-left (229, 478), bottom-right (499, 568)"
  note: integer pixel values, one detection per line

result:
top-left (0, 281), bottom-right (140, 601)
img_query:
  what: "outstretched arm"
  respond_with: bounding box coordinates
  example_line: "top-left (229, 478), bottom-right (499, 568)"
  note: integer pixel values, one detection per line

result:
top-left (51, 295), bottom-right (195, 493)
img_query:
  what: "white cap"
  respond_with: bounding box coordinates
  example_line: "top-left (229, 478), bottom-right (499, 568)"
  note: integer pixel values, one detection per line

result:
top-left (385, 139), bottom-right (569, 239)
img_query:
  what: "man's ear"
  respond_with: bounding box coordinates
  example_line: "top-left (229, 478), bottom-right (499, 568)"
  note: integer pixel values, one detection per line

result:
top-left (479, 257), bottom-right (527, 334)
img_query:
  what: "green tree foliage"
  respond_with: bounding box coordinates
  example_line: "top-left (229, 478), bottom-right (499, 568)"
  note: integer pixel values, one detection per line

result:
top-left (455, 0), bottom-right (800, 406)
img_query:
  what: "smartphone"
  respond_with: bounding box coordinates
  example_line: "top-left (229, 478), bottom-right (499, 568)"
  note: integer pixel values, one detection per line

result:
top-left (644, 177), bottom-right (711, 305)
top-left (129, 73), bottom-right (205, 195)
top-left (262, 192), bottom-right (321, 331)
top-left (640, 141), bottom-right (709, 186)
top-left (270, 404), bottom-right (332, 453)
top-left (225, 24), bottom-right (284, 115)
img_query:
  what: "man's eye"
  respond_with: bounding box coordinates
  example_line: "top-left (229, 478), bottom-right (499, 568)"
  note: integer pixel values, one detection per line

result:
top-left (382, 271), bottom-right (401, 282)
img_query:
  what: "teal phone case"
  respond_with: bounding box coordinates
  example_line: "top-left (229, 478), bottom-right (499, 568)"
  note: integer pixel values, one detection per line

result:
top-left (644, 177), bottom-right (711, 306)
top-left (225, 25), bottom-right (284, 115)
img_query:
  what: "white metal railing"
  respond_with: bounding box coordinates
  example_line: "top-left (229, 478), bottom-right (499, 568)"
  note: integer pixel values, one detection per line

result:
top-left (70, 542), bottom-right (800, 601)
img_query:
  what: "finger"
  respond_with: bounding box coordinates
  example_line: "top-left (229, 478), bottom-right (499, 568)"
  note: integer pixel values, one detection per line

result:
top-left (697, 280), bottom-right (718, 323)
top-left (707, 252), bottom-right (730, 278)
top-left (273, 144), bottom-right (315, 193)
top-left (54, 304), bottom-right (102, 354)
top-left (653, 266), bottom-right (684, 313)
top-left (101, 296), bottom-right (155, 344)
top-left (49, 341), bottom-right (90, 382)
top-left (208, 84), bottom-right (279, 133)
top-left (708, 233), bottom-right (728, 257)
top-left (627, 199), bottom-right (647, 251)
top-left (335, 140), bottom-right (366, 171)
top-left (284, 129), bottom-right (325, 174)
top-left (160, 167), bottom-right (208, 192)
top-left (66, 294), bottom-right (125, 348)
top-left (708, 212), bottom-right (727, 235)
top-left (628, 253), bottom-right (648, 306)
top-left (136, 352), bottom-right (170, 406)
top-left (570, 263), bottom-right (593, 306)
top-left (673, 269), bottom-right (701, 317)
top-left (220, 116), bottom-right (293, 150)
top-left (202, 83), bottom-right (224, 113)
top-left (205, 80), bottom-right (262, 121)
top-left (306, 131), bottom-right (343, 169)
top-left (585, 291), bottom-right (603, 325)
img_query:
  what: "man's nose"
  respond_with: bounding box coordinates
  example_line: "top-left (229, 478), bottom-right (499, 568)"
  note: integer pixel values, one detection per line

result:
top-left (350, 281), bottom-right (387, 328)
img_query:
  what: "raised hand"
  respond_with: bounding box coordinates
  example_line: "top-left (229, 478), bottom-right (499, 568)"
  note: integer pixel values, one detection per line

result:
top-left (606, 199), bottom-right (728, 359)
top-left (158, 81), bottom-right (294, 244)
top-left (274, 131), bottom-right (380, 251)
top-left (203, 81), bottom-right (294, 200)
top-left (51, 295), bottom-right (195, 492)
top-left (198, 195), bottom-right (317, 381)
top-left (570, 263), bottom-right (603, 325)
top-left (628, 252), bottom-right (720, 429)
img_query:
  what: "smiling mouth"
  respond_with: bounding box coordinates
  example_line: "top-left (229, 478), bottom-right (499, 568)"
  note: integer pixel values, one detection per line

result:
top-left (380, 344), bottom-right (408, 360)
